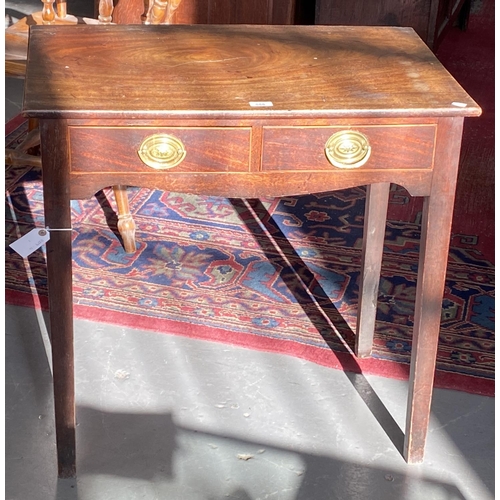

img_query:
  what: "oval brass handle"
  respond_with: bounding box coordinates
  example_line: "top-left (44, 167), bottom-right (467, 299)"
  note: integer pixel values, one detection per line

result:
top-left (325, 130), bottom-right (371, 169)
top-left (138, 134), bottom-right (186, 170)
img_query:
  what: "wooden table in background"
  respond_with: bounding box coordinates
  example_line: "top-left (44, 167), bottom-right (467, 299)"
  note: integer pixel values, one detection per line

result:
top-left (23, 24), bottom-right (480, 477)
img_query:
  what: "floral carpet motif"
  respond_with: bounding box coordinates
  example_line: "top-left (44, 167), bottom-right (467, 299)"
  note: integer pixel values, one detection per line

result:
top-left (5, 119), bottom-right (494, 396)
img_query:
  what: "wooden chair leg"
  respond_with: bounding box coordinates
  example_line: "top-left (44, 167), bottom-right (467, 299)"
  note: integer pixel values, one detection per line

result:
top-left (55, 0), bottom-right (67, 18)
top-left (355, 182), bottom-right (390, 357)
top-left (113, 185), bottom-right (137, 253)
top-left (6, 117), bottom-right (41, 167)
top-left (42, 0), bottom-right (56, 24)
top-left (28, 118), bottom-right (39, 131)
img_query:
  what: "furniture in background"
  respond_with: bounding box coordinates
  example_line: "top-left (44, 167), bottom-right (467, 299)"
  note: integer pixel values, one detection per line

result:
top-left (111, 0), bottom-right (302, 25)
top-left (23, 23), bottom-right (480, 477)
top-left (315, 0), bottom-right (472, 50)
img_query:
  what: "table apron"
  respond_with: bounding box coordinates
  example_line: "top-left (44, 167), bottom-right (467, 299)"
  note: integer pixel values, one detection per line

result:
top-left (67, 170), bottom-right (433, 199)
top-left (59, 118), bottom-right (441, 199)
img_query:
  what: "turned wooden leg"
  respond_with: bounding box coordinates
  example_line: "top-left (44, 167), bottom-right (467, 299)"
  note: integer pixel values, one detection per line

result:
top-left (40, 120), bottom-right (76, 477)
top-left (356, 182), bottom-right (390, 357)
top-left (41, 0), bottom-right (56, 24)
top-left (5, 127), bottom-right (41, 167)
top-left (28, 118), bottom-right (39, 132)
top-left (146, 0), bottom-right (168, 24)
top-left (113, 185), bottom-right (137, 253)
top-left (55, 0), bottom-right (67, 18)
top-left (404, 117), bottom-right (464, 463)
top-left (98, 0), bottom-right (114, 23)
top-left (164, 0), bottom-right (183, 23)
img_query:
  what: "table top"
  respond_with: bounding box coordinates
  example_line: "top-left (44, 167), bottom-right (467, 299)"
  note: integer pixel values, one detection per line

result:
top-left (23, 24), bottom-right (480, 119)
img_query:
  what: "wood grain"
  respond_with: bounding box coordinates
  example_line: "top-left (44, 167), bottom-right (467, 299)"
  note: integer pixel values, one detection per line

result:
top-left (23, 25), bottom-right (481, 118)
top-left (262, 125), bottom-right (436, 171)
top-left (39, 119), bottom-right (76, 478)
top-left (68, 126), bottom-right (252, 173)
top-left (66, 169), bottom-right (434, 201)
top-left (404, 116), bottom-right (465, 463)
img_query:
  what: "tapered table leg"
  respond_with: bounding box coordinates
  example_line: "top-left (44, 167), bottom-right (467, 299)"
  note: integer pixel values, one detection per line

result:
top-left (404, 117), bottom-right (465, 463)
top-left (356, 182), bottom-right (390, 357)
top-left (40, 120), bottom-right (76, 477)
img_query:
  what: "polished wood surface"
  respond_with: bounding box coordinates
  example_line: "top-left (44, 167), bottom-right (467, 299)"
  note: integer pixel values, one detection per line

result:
top-left (261, 124), bottom-right (437, 170)
top-left (69, 126), bottom-right (252, 173)
top-left (22, 24), bottom-right (480, 476)
top-left (24, 25), bottom-right (480, 118)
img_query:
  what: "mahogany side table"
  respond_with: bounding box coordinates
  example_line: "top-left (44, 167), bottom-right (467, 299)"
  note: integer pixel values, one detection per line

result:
top-left (23, 24), bottom-right (480, 477)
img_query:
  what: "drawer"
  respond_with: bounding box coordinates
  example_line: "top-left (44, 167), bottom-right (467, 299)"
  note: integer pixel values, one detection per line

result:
top-left (69, 126), bottom-right (251, 173)
top-left (261, 125), bottom-right (436, 171)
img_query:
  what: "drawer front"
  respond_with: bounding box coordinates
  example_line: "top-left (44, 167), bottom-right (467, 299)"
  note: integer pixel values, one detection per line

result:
top-left (261, 125), bottom-right (436, 171)
top-left (69, 127), bottom-right (251, 173)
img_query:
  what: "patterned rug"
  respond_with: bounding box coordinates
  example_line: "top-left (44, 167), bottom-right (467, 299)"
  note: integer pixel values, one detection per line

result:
top-left (388, 0), bottom-right (495, 264)
top-left (5, 116), bottom-right (494, 396)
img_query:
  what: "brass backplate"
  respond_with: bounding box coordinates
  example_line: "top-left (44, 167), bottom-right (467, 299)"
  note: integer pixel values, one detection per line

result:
top-left (138, 134), bottom-right (186, 170)
top-left (325, 130), bottom-right (371, 169)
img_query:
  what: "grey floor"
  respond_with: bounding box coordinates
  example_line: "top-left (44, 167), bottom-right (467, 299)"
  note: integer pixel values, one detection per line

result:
top-left (5, 2), bottom-right (495, 499)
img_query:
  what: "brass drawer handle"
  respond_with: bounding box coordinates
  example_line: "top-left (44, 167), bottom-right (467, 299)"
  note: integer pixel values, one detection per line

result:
top-left (138, 133), bottom-right (186, 170)
top-left (325, 130), bottom-right (371, 169)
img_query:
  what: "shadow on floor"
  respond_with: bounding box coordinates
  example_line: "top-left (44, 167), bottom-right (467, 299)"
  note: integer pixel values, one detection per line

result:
top-left (72, 405), bottom-right (466, 500)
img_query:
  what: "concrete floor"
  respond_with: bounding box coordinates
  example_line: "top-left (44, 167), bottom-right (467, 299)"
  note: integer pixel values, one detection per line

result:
top-left (5, 2), bottom-right (495, 499)
top-left (5, 305), bottom-right (495, 500)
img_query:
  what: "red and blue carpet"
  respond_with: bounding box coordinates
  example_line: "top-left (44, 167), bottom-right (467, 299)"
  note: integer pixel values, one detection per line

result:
top-left (5, 0), bottom-right (494, 396)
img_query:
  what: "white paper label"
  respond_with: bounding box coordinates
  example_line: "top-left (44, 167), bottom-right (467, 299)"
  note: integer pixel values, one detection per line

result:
top-left (9, 228), bottom-right (50, 258)
top-left (451, 102), bottom-right (467, 108)
top-left (249, 101), bottom-right (274, 107)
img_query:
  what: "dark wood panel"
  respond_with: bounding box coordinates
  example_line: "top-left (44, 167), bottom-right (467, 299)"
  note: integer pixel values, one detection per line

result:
top-left (314, 0), bottom-right (471, 50)
top-left (69, 126), bottom-right (251, 173)
top-left (207, 0), bottom-right (270, 24)
top-left (170, 0), bottom-right (209, 23)
top-left (110, 0), bottom-right (146, 24)
top-left (262, 125), bottom-right (436, 171)
top-left (173, 0), bottom-right (296, 24)
top-left (270, 0), bottom-right (296, 24)
top-left (315, 0), bottom-right (431, 42)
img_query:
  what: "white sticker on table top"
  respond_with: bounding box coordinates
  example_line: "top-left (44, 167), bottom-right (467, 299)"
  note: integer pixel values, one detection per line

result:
top-left (249, 101), bottom-right (274, 107)
top-left (9, 228), bottom-right (50, 259)
top-left (451, 102), bottom-right (467, 108)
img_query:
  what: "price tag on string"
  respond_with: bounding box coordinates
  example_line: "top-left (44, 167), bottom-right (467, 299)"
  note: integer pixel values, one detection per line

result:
top-left (9, 228), bottom-right (51, 258)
